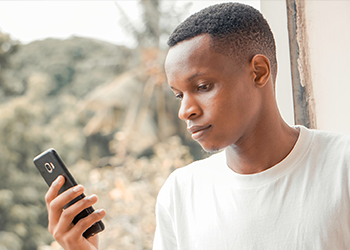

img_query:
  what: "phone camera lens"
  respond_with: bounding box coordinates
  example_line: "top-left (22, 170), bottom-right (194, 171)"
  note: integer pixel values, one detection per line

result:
top-left (44, 162), bottom-right (54, 173)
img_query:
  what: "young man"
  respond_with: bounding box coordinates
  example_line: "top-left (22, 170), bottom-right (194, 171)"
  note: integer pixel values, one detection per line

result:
top-left (45, 2), bottom-right (350, 250)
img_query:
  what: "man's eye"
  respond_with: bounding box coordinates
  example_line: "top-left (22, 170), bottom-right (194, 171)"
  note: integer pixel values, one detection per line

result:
top-left (198, 84), bottom-right (210, 91)
top-left (175, 93), bottom-right (183, 100)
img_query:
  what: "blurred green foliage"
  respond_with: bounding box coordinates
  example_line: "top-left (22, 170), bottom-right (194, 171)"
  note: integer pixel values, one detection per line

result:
top-left (0, 1), bottom-right (205, 249)
top-left (0, 32), bottom-right (134, 249)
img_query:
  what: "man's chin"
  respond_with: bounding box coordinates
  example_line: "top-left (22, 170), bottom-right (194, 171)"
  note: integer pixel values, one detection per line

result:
top-left (200, 143), bottom-right (224, 154)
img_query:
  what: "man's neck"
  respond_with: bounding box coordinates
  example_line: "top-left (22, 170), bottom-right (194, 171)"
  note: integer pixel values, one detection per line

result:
top-left (225, 117), bottom-right (299, 175)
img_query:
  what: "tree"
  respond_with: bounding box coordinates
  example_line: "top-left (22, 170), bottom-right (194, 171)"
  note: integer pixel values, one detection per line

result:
top-left (0, 31), bottom-right (18, 98)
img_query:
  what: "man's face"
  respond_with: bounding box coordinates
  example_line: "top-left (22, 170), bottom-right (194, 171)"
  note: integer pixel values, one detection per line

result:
top-left (164, 34), bottom-right (262, 153)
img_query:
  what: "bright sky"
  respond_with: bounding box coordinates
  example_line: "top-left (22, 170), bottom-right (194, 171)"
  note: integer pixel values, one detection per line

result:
top-left (0, 1), bottom-right (260, 48)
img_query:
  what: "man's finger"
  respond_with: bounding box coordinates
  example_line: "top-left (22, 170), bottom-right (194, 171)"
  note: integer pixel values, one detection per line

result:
top-left (57, 194), bottom-right (99, 231)
top-left (45, 175), bottom-right (65, 205)
top-left (69, 209), bottom-right (106, 238)
top-left (47, 179), bottom-right (85, 230)
top-left (45, 175), bottom-right (66, 233)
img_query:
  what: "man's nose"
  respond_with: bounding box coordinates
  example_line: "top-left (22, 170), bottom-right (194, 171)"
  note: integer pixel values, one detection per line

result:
top-left (178, 95), bottom-right (199, 121)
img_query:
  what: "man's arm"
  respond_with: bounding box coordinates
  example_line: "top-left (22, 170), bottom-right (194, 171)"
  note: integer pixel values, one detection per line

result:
top-left (45, 175), bottom-right (106, 250)
top-left (153, 197), bottom-right (178, 249)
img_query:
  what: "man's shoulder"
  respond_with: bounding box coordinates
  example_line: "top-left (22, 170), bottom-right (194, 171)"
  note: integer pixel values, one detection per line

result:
top-left (303, 127), bottom-right (350, 164)
top-left (157, 151), bottom-right (226, 199)
top-left (171, 150), bottom-right (226, 179)
top-left (309, 127), bottom-right (350, 149)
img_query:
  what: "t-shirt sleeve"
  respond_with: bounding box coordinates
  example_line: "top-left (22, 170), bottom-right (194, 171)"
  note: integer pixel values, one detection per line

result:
top-left (153, 201), bottom-right (178, 250)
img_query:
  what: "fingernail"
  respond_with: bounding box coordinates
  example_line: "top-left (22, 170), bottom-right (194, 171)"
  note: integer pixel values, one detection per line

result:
top-left (85, 194), bottom-right (97, 201)
top-left (53, 176), bottom-right (62, 186)
top-left (95, 209), bottom-right (105, 214)
top-left (73, 185), bottom-right (83, 192)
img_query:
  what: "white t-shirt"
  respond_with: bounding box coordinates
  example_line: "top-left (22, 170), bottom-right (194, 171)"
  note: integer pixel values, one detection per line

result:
top-left (153, 126), bottom-right (350, 250)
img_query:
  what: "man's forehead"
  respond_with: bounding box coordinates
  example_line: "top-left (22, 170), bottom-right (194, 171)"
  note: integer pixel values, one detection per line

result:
top-left (165, 34), bottom-right (211, 69)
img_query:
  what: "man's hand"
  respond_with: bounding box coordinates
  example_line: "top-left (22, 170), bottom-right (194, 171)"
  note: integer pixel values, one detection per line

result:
top-left (45, 175), bottom-right (106, 250)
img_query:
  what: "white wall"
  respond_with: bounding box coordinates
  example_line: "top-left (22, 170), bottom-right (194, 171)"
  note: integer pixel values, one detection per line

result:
top-left (304, 0), bottom-right (350, 134)
top-left (261, 0), bottom-right (350, 135)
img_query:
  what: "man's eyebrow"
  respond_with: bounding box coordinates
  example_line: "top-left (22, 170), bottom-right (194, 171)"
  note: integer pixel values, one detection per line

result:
top-left (187, 72), bottom-right (205, 82)
top-left (169, 72), bottom-right (206, 90)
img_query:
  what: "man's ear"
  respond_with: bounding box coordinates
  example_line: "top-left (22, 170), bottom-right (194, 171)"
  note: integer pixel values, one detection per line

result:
top-left (251, 54), bottom-right (271, 88)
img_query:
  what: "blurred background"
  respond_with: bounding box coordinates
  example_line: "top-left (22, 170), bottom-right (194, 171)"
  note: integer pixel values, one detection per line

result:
top-left (0, 1), bottom-right (259, 249)
top-left (1, 0), bottom-right (349, 249)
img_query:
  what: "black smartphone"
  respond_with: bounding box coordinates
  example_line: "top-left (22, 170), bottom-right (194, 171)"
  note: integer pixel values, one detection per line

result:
top-left (33, 148), bottom-right (105, 238)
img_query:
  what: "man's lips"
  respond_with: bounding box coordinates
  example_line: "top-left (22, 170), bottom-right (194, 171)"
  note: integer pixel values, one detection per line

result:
top-left (187, 125), bottom-right (212, 140)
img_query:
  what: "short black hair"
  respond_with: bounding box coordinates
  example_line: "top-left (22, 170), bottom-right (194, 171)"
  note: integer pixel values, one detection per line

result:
top-left (167, 2), bottom-right (277, 84)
